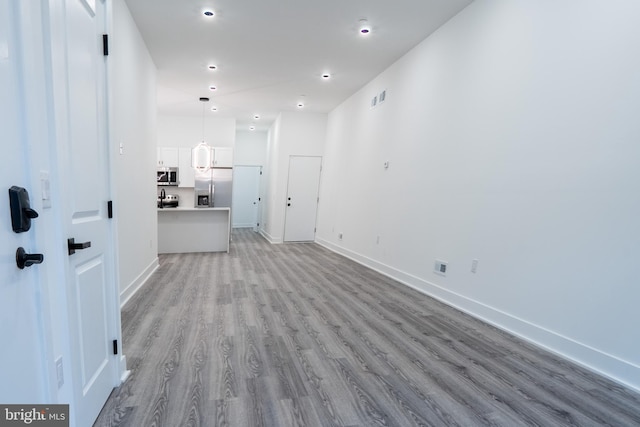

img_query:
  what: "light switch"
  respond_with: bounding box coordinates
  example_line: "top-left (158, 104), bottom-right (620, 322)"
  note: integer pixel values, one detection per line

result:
top-left (40, 170), bottom-right (51, 209)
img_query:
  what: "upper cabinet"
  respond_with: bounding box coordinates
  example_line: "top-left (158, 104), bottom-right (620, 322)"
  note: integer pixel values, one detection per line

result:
top-left (213, 147), bottom-right (233, 168)
top-left (157, 146), bottom-right (233, 187)
top-left (157, 147), bottom-right (179, 168)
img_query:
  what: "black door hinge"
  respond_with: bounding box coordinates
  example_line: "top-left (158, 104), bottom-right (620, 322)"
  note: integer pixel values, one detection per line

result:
top-left (102, 34), bottom-right (109, 56)
top-left (107, 200), bottom-right (113, 218)
top-left (112, 339), bottom-right (118, 355)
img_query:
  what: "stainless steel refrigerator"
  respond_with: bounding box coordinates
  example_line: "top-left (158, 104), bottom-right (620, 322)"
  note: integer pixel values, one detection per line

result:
top-left (194, 168), bottom-right (233, 208)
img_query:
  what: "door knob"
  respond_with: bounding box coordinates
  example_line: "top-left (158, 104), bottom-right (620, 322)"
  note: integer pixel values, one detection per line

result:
top-left (16, 247), bottom-right (44, 269)
top-left (68, 238), bottom-right (91, 255)
top-left (287, 203), bottom-right (291, 206)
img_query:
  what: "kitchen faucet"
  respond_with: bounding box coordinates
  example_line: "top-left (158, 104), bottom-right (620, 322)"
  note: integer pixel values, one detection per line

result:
top-left (159, 188), bottom-right (166, 209)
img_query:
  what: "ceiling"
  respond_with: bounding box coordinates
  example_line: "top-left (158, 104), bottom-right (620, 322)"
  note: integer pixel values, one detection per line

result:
top-left (124, 0), bottom-right (474, 132)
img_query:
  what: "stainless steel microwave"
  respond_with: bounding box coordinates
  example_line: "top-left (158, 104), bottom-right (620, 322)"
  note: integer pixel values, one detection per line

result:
top-left (157, 167), bottom-right (178, 186)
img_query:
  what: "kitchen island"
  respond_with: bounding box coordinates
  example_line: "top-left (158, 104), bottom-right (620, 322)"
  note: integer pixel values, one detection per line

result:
top-left (157, 207), bottom-right (230, 253)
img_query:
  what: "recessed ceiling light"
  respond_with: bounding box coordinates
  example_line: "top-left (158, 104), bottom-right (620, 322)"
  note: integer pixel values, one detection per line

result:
top-left (297, 102), bottom-right (304, 108)
top-left (208, 64), bottom-right (217, 71)
top-left (211, 106), bottom-right (218, 112)
top-left (203, 10), bottom-right (215, 17)
top-left (358, 19), bottom-right (371, 35)
top-left (322, 73), bottom-right (331, 80)
top-left (253, 114), bottom-right (260, 120)
top-left (249, 125), bottom-right (255, 131)
top-left (209, 85), bottom-right (217, 91)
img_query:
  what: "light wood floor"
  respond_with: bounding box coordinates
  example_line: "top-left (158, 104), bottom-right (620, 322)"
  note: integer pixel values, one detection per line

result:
top-left (94, 229), bottom-right (640, 426)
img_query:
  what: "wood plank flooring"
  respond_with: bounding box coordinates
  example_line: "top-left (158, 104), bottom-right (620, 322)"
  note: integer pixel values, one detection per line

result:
top-left (94, 229), bottom-right (640, 426)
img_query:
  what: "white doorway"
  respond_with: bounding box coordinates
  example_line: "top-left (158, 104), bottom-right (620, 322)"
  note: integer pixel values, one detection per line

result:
top-left (49, 0), bottom-right (121, 425)
top-left (232, 166), bottom-right (262, 230)
top-left (284, 156), bottom-right (322, 242)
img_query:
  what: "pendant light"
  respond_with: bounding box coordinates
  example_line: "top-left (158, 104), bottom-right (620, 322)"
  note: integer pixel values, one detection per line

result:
top-left (192, 97), bottom-right (213, 172)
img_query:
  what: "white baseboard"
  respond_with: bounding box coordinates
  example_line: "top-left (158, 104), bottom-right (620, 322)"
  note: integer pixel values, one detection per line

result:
top-left (233, 223), bottom-right (255, 228)
top-left (259, 228), bottom-right (282, 244)
top-left (315, 237), bottom-right (640, 393)
top-left (119, 257), bottom-right (159, 308)
top-left (118, 355), bottom-right (130, 384)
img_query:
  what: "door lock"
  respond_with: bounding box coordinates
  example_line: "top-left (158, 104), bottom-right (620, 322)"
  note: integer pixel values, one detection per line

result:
top-left (9, 186), bottom-right (39, 233)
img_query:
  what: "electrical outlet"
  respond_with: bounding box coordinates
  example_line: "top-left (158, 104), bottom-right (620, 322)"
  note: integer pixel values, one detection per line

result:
top-left (471, 259), bottom-right (479, 273)
top-left (434, 260), bottom-right (448, 276)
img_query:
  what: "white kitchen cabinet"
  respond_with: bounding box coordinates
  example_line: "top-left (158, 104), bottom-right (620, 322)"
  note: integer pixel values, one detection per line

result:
top-left (178, 147), bottom-right (195, 187)
top-left (158, 207), bottom-right (231, 253)
top-left (212, 147), bottom-right (233, 168)
top-left (157, 147), bottom-right (179, 167)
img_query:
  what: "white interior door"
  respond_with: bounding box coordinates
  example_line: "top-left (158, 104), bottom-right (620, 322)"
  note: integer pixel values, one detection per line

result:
top-left (284, 156), bottom-right (322, 242)
top-left (232, 166), bottom-right (261, 229)
top-left (49, 0), bottom-right (119, 424)
top-left (0, 0), bottom-right (49, 402)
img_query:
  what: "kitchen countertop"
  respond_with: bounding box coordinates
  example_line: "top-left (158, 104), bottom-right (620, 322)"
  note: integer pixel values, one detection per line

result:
top-left (157, 207), bottom-right (230, 212)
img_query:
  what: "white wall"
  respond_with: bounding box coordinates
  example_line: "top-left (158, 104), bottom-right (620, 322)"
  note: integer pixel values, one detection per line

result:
top-left (262, 112), bottom-right (327, 242)
top-left (111, 0), bottom-right (159, 304)
top-left (235, 130), bottom-right (268, 166)
top-left (316, 0), bottom-right (640, 391)
top-left (157, 116), bottom-right (235, 148)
